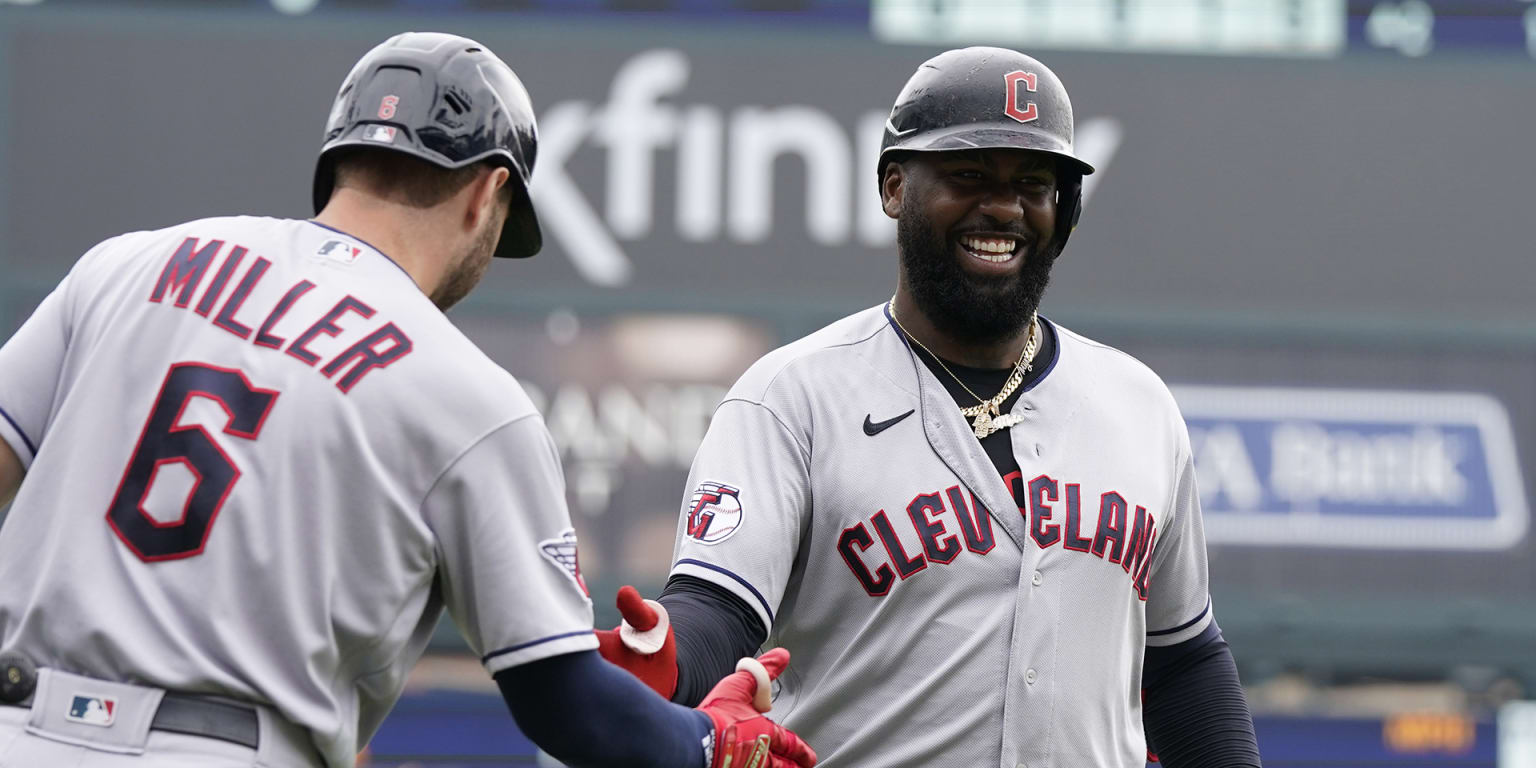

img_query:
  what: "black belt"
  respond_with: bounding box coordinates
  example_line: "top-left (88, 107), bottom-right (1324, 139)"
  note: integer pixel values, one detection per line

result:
top-left (149, 693), bottom-right (260, 749)
top-left (2, 691), bottom-right (259, 750)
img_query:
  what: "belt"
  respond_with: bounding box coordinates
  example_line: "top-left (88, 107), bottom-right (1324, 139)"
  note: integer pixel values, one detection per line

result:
top-left (2, 691), bottom-right (259, 750)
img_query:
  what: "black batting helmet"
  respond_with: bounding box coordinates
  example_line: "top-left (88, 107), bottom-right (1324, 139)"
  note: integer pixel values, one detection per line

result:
top-left (313, 32), bottom-right (542, 259)
top-left (880, 47), bottom-right (1094, 252)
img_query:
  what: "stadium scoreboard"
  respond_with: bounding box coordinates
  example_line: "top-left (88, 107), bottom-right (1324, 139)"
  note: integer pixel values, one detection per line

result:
top-left (873, 0), bottom-right (1536, 60)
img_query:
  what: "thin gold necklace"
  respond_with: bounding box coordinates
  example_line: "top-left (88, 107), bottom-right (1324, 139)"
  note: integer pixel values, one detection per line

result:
top-left (888, 299), bottom-right (1038, 438)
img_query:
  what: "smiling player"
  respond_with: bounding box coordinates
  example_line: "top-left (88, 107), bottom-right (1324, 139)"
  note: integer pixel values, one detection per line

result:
top-left (597, 47), bottom-right (1263, 767)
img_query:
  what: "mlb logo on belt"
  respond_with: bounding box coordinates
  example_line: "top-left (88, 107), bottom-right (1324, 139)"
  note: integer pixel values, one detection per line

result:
top-left (65, 694), bottom-right (117, 727)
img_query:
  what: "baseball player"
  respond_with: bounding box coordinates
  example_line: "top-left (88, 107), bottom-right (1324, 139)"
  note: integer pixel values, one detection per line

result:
top-left (0, 33), bottom-right (814, 768)
top-left (597, 48), bottom-right (1262, 766)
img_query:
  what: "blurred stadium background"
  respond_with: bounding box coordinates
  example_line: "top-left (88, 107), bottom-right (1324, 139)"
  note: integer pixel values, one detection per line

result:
top-left (2, 0), bottom-right (1535, 765)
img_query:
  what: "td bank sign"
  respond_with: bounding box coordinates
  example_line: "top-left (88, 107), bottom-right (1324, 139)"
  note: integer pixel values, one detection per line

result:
top-left (531, 50), bottom-right (1124, 286)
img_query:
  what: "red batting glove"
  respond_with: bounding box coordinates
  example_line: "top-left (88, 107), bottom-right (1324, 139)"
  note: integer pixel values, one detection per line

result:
top-left (594, 585), bottom-right (679, 700)
top-left (695, 648), bottom-right (817, 768)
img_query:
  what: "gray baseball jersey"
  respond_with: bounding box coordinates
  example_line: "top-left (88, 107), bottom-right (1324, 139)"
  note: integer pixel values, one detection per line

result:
top-left (671, 304), bottom-right (1212, 768)
top-left (0, 216), bottom-right (596, 766)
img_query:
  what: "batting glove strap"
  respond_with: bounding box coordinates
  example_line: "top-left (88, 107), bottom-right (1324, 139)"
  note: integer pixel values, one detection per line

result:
top-left (706, 722), bottom-right (778, 768)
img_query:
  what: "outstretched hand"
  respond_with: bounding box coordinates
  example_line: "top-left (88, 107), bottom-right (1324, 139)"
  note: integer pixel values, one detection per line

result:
top-left (695, 648), bottom-right (817, 768)
top-left (594, 585), bottom-right (679, 699)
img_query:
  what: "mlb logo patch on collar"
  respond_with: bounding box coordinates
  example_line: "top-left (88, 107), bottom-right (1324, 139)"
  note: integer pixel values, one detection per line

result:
top-left (316, 239), bottom-right (363, 265)
top-left (66, 694), bottom-right (117, 726)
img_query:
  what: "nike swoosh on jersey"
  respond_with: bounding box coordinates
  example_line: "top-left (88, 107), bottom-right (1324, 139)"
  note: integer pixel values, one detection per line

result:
top-left (863, 409), bottom-right (915, 436)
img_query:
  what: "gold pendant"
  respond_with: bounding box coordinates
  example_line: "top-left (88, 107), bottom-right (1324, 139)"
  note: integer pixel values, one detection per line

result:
top-left (972, 410), bottom-right (994, 439)
top-left (991, 413), bottom-right (1024, 431)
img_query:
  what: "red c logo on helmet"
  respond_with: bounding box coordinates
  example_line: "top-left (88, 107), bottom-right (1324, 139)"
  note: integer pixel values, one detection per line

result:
top-left (1004, 71), bottom-right (1038, 124)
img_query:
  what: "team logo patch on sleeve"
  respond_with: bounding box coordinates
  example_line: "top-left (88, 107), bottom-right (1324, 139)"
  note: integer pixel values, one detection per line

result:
top-left (686, 482), bottom-right (744, 544)
top-left (539, 528), bottom-right (588, 595)
top-left (65, 695), bottom-right (116, 726)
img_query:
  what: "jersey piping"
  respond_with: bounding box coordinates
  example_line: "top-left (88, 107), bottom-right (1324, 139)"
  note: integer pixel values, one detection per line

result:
top-left (0, 405), bottom-right (35, 457)
top-left (674, 558), bottom-right (776, 624)
top-left (1149, 598), bottom-right (1212, 637)
top-left (1022, 316), bottom-right (1063, 391)
top-left (483, 629), bottom-right (599, 663)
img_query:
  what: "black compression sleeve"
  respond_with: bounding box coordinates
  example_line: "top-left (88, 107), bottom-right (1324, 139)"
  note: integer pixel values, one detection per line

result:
top-left (494, 649), bottom-right (710, 768)
top-left (1142, 622), bottom-right (1262, 768)
top-left (658, 574), bottom-right (768, 706)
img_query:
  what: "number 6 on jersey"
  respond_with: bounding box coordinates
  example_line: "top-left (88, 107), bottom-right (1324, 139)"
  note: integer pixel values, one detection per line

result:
top-left (106, 362), bottom-right (279, 562)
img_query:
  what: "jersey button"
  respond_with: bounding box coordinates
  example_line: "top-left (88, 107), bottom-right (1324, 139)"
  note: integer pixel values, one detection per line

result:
top-left (1025, 668), bottom-right (1038, 684)
top-left (1031, 570), bottom-right (1043, 586)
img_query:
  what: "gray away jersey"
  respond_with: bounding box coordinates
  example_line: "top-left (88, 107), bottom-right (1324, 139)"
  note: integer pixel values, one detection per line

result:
top-left (671, 304), bottom-right (1212, 768)
top-left (0, 217), bottom-right (596, 767)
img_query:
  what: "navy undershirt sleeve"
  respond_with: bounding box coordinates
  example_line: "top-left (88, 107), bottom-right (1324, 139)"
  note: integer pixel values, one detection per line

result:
top-left (659, 574), bottom-right (768, 706)
top-left (1142, 622), bottom-right (1262, 767)
top-left (494, 649), bottom-right (711, 767)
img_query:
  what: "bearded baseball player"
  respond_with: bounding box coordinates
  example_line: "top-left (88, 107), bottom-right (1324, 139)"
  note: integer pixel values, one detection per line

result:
top-left (0, 32), bottom-right (814, 768)
top-left (596, 47), bottom-right (1262, 767)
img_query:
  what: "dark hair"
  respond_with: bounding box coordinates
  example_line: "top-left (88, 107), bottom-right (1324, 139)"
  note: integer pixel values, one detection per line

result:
top-left (332, 149), bottom-right (512, 209)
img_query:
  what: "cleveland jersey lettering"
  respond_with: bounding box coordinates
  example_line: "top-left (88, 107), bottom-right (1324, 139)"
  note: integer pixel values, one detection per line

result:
top-left (837, 475), bottom-right (1158, 599)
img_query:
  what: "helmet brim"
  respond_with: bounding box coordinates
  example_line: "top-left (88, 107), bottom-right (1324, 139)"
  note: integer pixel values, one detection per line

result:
top-left (312, 141), bottom-right (542, 260)
top-left (881, 122), bottom-right (1095, 177)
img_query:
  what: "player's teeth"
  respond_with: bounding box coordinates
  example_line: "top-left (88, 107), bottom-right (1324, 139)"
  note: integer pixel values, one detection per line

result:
top-left (961, 236), bottom-right (1018, 257)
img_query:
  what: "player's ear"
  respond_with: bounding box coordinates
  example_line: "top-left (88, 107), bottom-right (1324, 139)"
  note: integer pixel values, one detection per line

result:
top-left (466, 166), bottom-right (512, 230)
top-left (880, 162), bottom-right (905, 220)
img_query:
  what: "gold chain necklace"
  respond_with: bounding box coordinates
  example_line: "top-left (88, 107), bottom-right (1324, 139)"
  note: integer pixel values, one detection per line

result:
top-left (889, 299), bottom-right (1038, 439)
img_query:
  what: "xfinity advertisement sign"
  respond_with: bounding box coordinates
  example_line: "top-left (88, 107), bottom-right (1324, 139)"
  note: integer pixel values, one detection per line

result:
top-left (527, 49), bottom-right (1124, 287)
top-left (1175, 386), bottom-right (1529, 550)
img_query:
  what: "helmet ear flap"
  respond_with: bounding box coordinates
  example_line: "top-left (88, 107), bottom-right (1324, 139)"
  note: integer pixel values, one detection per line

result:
top-left (1054, 171), bottom-right (1084, 254)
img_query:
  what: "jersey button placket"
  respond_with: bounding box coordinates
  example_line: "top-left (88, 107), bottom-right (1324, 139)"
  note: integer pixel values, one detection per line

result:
top-left (1006, 544), bottom-right (1055, 768)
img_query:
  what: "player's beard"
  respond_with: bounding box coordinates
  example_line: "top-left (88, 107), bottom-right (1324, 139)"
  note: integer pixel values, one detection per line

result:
top-left (432, 215), bottom-right (499, 311)
top-left (897, 203), bottom-right (1057, 346)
